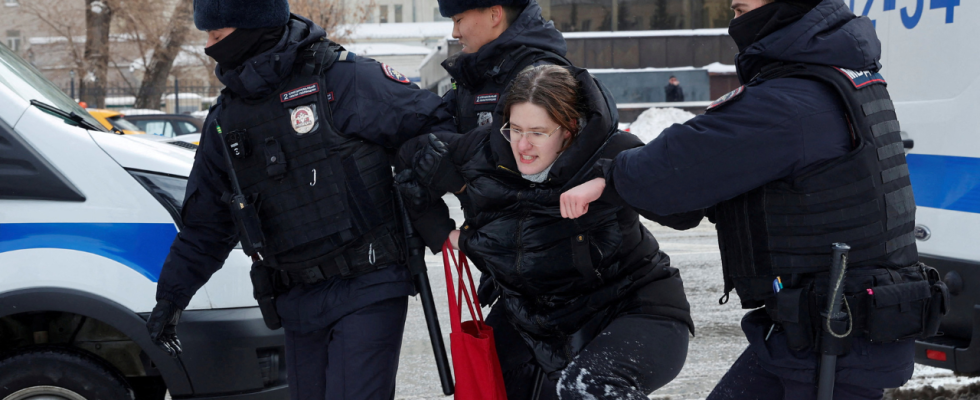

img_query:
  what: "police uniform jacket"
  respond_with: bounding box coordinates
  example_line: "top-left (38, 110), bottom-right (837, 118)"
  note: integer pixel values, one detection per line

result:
top-left (155, 15), bottom-right (455, 331)
top-left (401, 67), bottom-right (695, 374)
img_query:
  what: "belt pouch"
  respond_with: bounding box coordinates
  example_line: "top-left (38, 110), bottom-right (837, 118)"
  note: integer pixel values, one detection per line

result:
top-left (923, 264), bottom-right (950, 338)
top-left (867, 279), bottom-right (931, 342)
top-left (766, 287), bottom-right (813, 350)
top-left (250, 261), bottom-right (282, 330)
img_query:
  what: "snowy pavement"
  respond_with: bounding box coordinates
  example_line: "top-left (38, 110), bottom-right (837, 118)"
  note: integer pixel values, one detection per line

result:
top-left (393, 196), bottom-right (980, 400)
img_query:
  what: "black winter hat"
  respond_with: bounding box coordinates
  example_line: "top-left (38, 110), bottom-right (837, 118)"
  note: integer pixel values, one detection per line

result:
top-left (438, 0), bottom-right (531, 18)
top-left (194, 0), bottom-right (290, 31)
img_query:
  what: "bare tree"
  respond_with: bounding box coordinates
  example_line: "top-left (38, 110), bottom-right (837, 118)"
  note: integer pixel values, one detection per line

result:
top-left (133, 0), bottom-right (193, 109)
top-left (290, 0), bottom-right (376, 44)
top-left (80, 0), bottom-right (113, 108)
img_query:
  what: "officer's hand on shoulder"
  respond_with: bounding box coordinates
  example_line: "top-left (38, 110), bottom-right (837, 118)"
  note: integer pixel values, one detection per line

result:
top-left (414, 134), bottom-right (465, 194)
top-left (146, 299), bottom-right (183, 358)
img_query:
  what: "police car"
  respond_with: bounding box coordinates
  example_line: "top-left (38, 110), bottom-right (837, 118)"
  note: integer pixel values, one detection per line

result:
top-left (860, 0), bottom-right (980, 375)
top-left (0, 45), bottom-right (287, 398)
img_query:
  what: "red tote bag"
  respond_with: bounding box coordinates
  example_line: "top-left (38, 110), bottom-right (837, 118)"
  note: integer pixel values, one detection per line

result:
top-left (443, 239), bottom-right (508, 400)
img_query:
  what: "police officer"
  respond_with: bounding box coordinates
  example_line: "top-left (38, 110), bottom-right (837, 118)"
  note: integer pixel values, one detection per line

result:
top-left (561, 0), bottom-right (947, 398)
top-left (399, 1), bottom-right (571, 399)
top-left (143, 0), bottom-right (455, 398)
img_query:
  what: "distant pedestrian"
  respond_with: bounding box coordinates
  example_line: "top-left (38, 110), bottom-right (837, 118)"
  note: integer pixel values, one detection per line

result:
top-left (665, 76), bottom-right (684, 102)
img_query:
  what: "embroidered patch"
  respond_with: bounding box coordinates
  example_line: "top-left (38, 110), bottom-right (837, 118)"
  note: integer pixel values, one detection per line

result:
top-left (280, 83), bottom-right (319, 102)
top-left (290, 106), bottom-right (316, 135)
top-left (382, 63), bottom-right (410, 84)
top-left (478, 111), bottom-right (493, 127)
top-left (707, 86), bottom-right (746, 112)
top-left (474, 93), bottom-right (500, 104)
top-left (834, 67), bottom-right (887, 89)
top-left (327, 91), bottom-right (335, 102)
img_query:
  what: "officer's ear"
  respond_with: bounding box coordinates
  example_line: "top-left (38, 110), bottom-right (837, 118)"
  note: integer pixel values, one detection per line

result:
top-left (488, 5), bottom-right (506, 28)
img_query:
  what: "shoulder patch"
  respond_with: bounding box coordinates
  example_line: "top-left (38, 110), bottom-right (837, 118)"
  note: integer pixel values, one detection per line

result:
top-left (707, 85), bottom-right (745, 112)
top-left (280, 83), bottom-right (319, 103)
top-left (381, 63), bottom-right (411, 84)
top-left (834, 67), bottom-right (886, 88)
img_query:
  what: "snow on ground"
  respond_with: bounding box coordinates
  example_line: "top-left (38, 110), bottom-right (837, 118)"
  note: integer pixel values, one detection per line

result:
top-left (346, 22), bottom-right (454, 41)
top-left (563, 28), bottom-right (729, 39)
top-left (628, 107), bottom-right (697, 142)
top-left (344, 43), bottom-right (433, 56)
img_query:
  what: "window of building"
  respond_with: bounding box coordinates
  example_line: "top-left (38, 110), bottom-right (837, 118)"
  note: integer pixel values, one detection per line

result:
top-left (5, 30), bottom-right (20, 52)
top-left (3, 0), bottom-right (18, 7)
top-left (380, 5), bottom-right (388, 23)
top-left (545, 0), bottom-right (733, 32)
top-left (395, 5), bottom-right (403, 23)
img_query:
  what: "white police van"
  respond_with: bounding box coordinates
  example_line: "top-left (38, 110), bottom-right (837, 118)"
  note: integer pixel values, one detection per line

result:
top-left (856, 0), bottom-right (980, 375)
top-left (0, 45), bottom-right (287, 398)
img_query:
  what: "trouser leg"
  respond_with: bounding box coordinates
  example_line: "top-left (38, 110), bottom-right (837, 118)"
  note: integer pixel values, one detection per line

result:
top-left (556, 315), bottom-right (689, 400)
top-left (285, 325), bottom-right (330, 400)
top-left (486, 304), bottom-right (558, 400)
top-left (324, 296), bottom-right (409, 400)
top-left (706, 347), bottom-right (784, 400)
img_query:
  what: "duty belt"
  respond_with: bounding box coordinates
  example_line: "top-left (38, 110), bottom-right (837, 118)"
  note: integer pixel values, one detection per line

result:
top-left (275, 227), bottom-right (402, 286)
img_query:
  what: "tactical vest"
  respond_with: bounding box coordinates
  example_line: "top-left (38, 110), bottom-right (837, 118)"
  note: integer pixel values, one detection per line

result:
top-left (216, 40), bottom-right (402, 274)
top-left (713, 64), bottom-right (918, 308)
top-left (453, 45), bottom-right (570, 133)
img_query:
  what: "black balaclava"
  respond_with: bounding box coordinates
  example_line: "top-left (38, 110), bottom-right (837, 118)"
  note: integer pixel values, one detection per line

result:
top-left (728, 1), bottom-right (811, 53)
top-left (205, 25), bottom-right (286, 72)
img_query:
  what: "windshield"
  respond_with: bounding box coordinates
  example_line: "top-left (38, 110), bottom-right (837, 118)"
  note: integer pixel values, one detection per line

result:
top-left (108, 115), bottom-right (143, 132)
top-left (0, 44), bottom-right (104, 130)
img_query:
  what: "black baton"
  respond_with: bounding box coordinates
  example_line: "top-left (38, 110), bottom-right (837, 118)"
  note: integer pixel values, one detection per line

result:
top-left (394, 188), bottom-right (455, 395)
top-left (817, 242), bottom-right (851, 400)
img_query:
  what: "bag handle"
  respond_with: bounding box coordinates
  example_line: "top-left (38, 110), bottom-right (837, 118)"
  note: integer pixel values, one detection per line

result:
top-left (443, 239), bottom-right (485, 335)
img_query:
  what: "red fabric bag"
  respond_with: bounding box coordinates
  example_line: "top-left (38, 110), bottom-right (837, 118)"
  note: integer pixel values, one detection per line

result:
top-left (443, 239), bottom-right (508, 400)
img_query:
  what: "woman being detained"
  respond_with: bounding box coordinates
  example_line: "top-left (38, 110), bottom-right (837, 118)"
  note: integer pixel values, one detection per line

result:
top-left (396, 65), bottom-right (697, 399)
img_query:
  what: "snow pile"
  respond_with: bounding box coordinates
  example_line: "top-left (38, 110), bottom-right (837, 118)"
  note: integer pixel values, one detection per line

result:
top-left (704, 62), bottom-right (737, 74)
top-left (628, 107), bottom-right (696, 143)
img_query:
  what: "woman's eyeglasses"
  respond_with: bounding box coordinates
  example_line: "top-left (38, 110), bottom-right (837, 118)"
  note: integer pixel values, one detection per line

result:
top-left (500, 122), bottom-right (561, 147)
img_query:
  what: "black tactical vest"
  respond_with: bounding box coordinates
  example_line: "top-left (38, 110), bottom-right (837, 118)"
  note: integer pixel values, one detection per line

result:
top-left (216, 42), bottom-right (402, 272)
top-left (713, 64), bottom-right (918, 308)
top-left (452, 45), bottom-right (570, 133)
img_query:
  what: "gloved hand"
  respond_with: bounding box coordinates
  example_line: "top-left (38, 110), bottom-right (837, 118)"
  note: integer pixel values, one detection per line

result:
top-left (146, 299), bottom-right (183, 358)
top-left (414, 134), bottom-right (465, 193)
top-left (394, 169), bottom-right (430, 210)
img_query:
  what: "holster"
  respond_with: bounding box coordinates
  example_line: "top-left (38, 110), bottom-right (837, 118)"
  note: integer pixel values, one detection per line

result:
top-left (250, 261), bottom-right (282, 330)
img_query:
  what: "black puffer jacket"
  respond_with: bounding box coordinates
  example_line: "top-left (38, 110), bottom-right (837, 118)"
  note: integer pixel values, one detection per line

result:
top-left (402, 67), bottom-right (695, 374)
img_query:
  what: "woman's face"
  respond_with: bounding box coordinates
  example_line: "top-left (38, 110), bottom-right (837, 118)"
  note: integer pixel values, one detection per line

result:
top-left (508, 102), bottom-right (571, 176)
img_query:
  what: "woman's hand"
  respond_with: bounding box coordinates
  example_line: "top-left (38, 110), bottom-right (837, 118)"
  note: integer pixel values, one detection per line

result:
top-left (560, 178), bottom-right (605, 219)
top-left (448, 229), bottom-right (461, 250)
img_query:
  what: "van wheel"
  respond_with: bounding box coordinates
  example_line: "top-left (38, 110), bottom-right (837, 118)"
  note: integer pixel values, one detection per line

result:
top-left (0, 347), bottom-right (134, 400)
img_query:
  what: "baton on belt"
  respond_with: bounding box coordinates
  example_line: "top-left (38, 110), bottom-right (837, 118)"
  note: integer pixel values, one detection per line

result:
top-left (394, 187), bottom-right (455, 395)
top-left (817, 243), bottom-right (851, 400)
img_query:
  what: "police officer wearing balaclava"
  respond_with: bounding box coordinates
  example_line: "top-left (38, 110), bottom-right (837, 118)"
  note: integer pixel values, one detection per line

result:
top-left (144, 0), bottom-right (455, 398)
top-left (561, 0), bottom-right (948, 398)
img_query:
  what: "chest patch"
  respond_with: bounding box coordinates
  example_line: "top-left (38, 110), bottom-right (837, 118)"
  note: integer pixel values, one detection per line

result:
top-left (382, 63), bottom-right (411, 84)
top-left (834, 67), bottom-right (886, 89)
top-left (290, 105), bottom-right (316, 135)
top-left (474, 93), bottom-right (500, 105)
top-left (326, 91), bottom-right (336, 102)
top-left (478, 111), bottom-right (493, 127)
top-left (280, 83), bottom-right (319, 102)
top-left (707, 85), bottom-right (746, 112)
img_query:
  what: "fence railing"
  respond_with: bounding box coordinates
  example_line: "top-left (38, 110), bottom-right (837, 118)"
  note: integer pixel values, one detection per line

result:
top-left (61, 80), bottom-right (224, 113)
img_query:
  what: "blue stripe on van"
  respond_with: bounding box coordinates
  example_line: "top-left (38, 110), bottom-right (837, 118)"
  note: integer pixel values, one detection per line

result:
top-left (0, 223), bottom-right (177, 282)
top-left (907, 154), bottom-right (980, 214)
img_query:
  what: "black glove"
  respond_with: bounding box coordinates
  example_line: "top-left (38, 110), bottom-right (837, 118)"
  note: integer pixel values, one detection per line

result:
top-left (414, 134), bottom-right (466, 193)
top-left (394, 169), bottom-right (430, 210)
top-left (146, 299), bottom-right (183, 358)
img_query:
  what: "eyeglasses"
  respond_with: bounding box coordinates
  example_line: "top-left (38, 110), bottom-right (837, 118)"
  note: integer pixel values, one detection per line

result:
top-left (499, 122), bottom-right (562, 147)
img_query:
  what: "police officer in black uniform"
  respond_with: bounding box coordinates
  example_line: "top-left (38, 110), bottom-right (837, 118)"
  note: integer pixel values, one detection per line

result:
top-left (560, 0), bottom-right (948, 398)
top-left (144, 0), bottom-right (455, 398)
